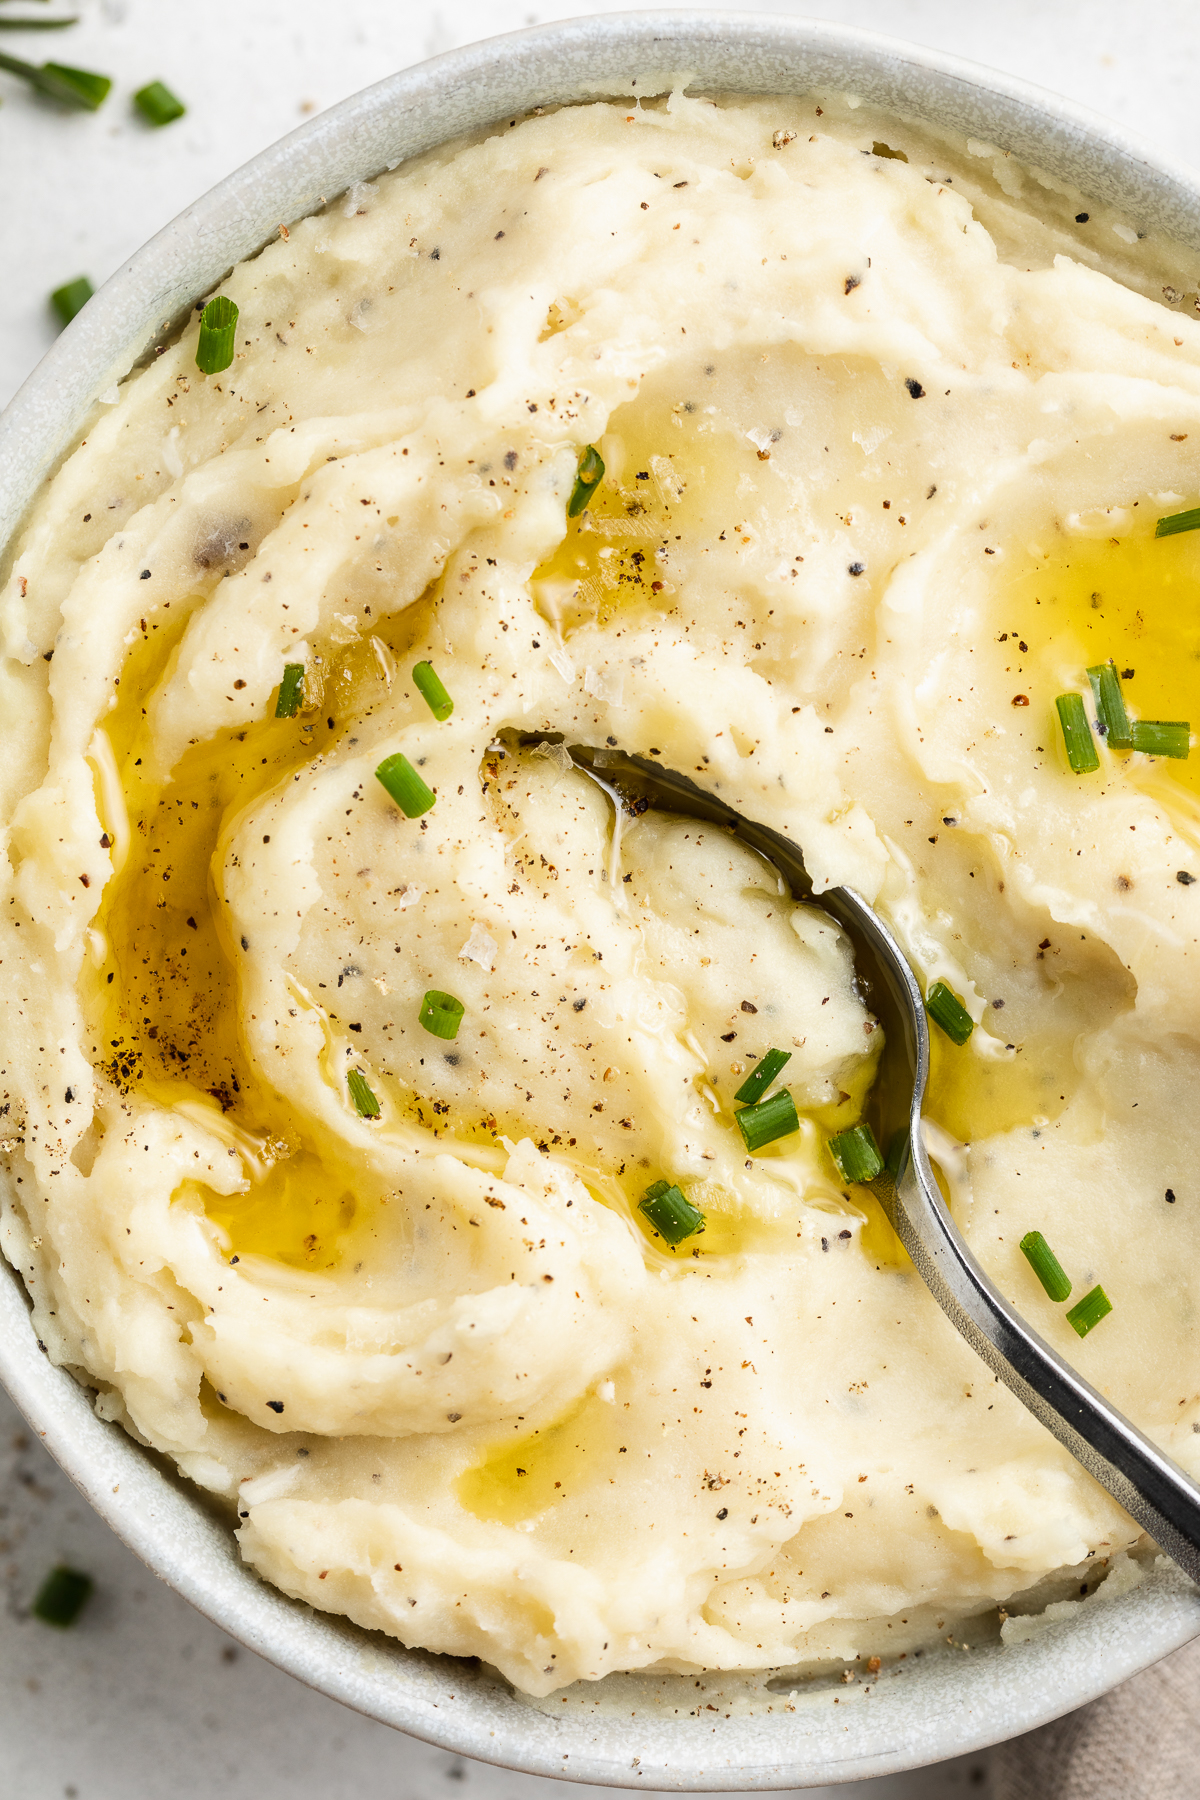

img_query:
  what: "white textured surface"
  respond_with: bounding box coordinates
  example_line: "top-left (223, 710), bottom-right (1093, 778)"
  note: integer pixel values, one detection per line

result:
top-left (2, 1), bottom-right (1200, 1793)
top-left (0, 1388), bottom-right (996, 1800)
top-left (5, 0), bottom-right (1200, 411)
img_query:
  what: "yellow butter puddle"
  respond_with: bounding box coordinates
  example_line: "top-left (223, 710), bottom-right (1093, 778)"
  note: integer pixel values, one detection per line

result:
top-left (530, 393), bottom-right (752, 639)
top-left (1003, 512), bottom-right (1200, 801)
top-left (869, 507), bottom-right (1200, 1265)
top-left (457, 1391), bottom-right (619, 1526)
top-left (177, 1158), bottom-right (359, 1271)
top-left (85, 592), bottom-right (445, 1267)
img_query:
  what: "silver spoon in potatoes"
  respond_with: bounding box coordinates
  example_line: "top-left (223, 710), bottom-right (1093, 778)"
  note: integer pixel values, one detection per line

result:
top-left (565, 739), bottom-right (1200, 1584)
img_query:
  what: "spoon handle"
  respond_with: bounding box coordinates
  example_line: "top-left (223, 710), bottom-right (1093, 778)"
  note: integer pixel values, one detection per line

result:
top-left (884, 1137), bottom-right (1200, 1582)
top-left (564, 743), bottom-right (1200, 1576)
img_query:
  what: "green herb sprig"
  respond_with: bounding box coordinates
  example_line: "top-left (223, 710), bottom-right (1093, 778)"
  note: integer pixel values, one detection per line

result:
top-left (50, 273), bottom-right (92, 325)
top-left (736, 1087), bottom-right (799, 1153)
top-left (567, 444), bottom-right (604, 518)
top-left (419, 991), bottom-right (464, 1040)
top-left (733, 1046), bottom-right (791, 1106)
top-left (1019, 1230), bottom-right (1072, 1303)
top-left (195, 295), bottom-right (238, 375)
top-left (1086, 661), bottom-right (1131, 750)
top-left (639, 1179), bottom-right (705, 1245)
top-left (347, 1068), bottom-right (380, 1118)
top-left (1055, 692), bottom-right (1100, 774)
top-left (828, 1122), bottom-right (883, 1184)
top-left (275, 663), bottom-right (305, 718)
top-left (1155, 506), bottom-right (1200, 538)
top-left (0, 14), bottom-right (78, 30)
top-left (32, 1566), bottom-right (92, 1627)
top-left (412, 660), bottom-right (453, 721)
top-left (1066, 1284), bottom-right (1112, 1338)
top-left (1130, 720), bottom-right (1190, 759)
top-left (376, 752), bottom-right (435, 817)
top-left (133, 78), bottom-right (184, 125)
top-left (925, 980), bottom-right (974, 1046)
top-left (0, 48), bottom-right (109, 105)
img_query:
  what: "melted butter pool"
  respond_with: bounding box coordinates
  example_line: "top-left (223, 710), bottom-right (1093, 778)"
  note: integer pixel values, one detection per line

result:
top-left (457, 1392), bottom-right (618, 1526)
top-left (1005, 509), bottom-right (1200, 796)
top-left (917, 505), bottom-right (1200, 1173)
top-left (87, 600), bottom-right (428, 1267)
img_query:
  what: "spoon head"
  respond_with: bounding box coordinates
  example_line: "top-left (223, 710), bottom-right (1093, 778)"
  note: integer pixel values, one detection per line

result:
top-left (562, 739), bottom-right (1200, 1576)
top-left (565, 741), bottom-right (929, 1162)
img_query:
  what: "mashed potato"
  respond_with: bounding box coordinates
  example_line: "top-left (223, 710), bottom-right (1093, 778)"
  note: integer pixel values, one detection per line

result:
top-left (4, 89), bottom-right (1200, 1696)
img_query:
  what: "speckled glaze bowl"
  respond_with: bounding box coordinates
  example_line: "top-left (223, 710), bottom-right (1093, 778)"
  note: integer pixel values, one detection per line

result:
top-left (2, 11), bottom-right (1199, 1786)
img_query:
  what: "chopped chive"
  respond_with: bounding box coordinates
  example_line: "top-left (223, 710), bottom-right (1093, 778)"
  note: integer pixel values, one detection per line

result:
top-left (375, 752), bottom-right (435, 816)
top-left (0, 51), bottom-right (110, 107)
top-left (275, 662), bottom-right (304, 718)
top-left (346, 1068), bottom-right (380, 1119)
top-left (884, 1128), bottom-right (909, 1180)
top-left (1130, 719), bottom-right (1190, 759)
top-left (1055, 692), bottom-right (1100, 773)
top-left (567, 444), bottom-right (605, 518)
top-left (1019, 1230), bottom-right (1072, 1303)
top-left (639, 1178), bottom-right (705, 1245)
top-left (50, 274), bottom-right (93, 327)
top-left (1155, 506), bottom-right (1200, 538)
top-left (1086, 661), bottom-right (1132, 750)
top-left (419, 990), bottom-right (464, 1040)
top-left (734, 1046), bottom-right (792, 1105)
top-left (195, 295), bottom-right (238, 376)
top-left (828, 1122), bottom-right (883, 1184)
top-left (412, 660), bottom-right (453, 721)
top-left (0, 16), bottom-right (80, 31)
top-left (925, 980), bottom-right (974, 1046)
top-left (32, 1566), bottom-right (92, 1628)
top-left (1066, 1283), bottom-right (1112, 1338)
top-left (133, 78), bottom-right (185, 125)
top-left (736, 1087), bottom-right (799, 1153)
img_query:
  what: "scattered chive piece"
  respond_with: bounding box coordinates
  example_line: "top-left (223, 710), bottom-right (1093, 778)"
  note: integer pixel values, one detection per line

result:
top-left (1130, 719), bottom-right (1190, 759)
top-left (828, 1122), bottom-right (884, 1184)
top-left (419, 990), bottom-right (465, 1040)
top-left (734, 1046), bottom-right (792, 1105)
top-left (1155, 505), bottom-right (1200, 538)
top-left (884, 1128), bottom-right (909, 1180)
top-left (0, 51), bottom-right (111, 107)
top-left (195, 295), bottom-right (238, 376)
top-left (736, 1087), bottom-right (799, 1153)
top-left (274, 662), bottom-right (304, 718)
top-left (1086, 661), bottom-right (1132, 750)
top-left (1019, 1230), bottom-right (1072, 1304)
top-left (639, 1178), bottom-right (705, 1245)
top-left (567, 444), bottom-right (605, 518)
top-left (412, 660), bottom-right (453, 721)
top-left (133, 78), bottom-right (185, 125)
top-left (346, 1068), bottom-right (380, 1119)
top-left (0, 16), bottom-right (80, 31)
top-left (1066, 1283), bottom-right (1112, 1338)
top-left (50, 274), bottom-right (93, 327)
top-left (925, 980), bottom-right (974, 1046)
top-left (1055, 692), bottom-right (1100, 774)
top-left (375, 752), bottom-right (435, 817)
top-left (32, 1566), bottom-right (92, 1628)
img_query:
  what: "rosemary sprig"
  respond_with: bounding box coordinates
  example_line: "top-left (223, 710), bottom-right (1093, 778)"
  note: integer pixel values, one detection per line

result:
top-left (0, 18), bottom-right (80, 30)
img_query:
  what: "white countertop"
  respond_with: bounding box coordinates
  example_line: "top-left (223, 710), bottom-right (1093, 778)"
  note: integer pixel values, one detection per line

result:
top-left (2, 1), bottom-right (1196, 1792)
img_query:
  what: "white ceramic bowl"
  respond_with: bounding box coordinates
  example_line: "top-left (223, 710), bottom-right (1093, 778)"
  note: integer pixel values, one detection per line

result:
top-left (3, 12), bottom-right (1200, 1786)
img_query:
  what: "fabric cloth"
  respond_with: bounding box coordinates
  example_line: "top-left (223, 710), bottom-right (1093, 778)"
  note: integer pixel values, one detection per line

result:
top-left (991, 1634), bottom-right (1200, 1799)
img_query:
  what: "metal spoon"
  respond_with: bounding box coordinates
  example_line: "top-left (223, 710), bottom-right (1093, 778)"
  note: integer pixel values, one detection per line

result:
top-left (568, 740), bottom-right (1200, 1582)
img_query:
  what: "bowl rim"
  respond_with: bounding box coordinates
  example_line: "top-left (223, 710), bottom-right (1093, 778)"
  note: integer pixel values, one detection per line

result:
top-left (3, 9), bottom-right (1200, 1787)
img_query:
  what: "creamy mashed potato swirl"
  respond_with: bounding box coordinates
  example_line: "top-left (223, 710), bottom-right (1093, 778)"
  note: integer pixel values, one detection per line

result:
top-left (5, 91), bottom-right (1200, 1696)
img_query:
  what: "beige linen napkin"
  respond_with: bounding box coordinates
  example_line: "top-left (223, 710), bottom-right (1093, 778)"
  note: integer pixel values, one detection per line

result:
top-left (991, 1634), bottom-right (1200, 1799)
